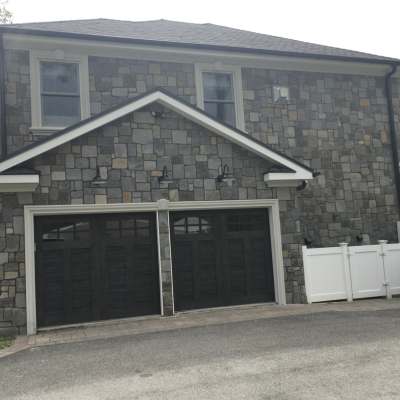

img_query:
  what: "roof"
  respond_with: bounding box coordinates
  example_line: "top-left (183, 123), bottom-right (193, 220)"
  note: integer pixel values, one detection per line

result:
top-left (0, 88), bottom-right (314, 181)
top-left (1, 18), bottom-right (398, 64)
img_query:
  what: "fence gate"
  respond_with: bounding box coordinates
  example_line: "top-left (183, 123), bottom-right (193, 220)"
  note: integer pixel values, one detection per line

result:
top-left (348, 245), bottom-right (387, 299)
top-left (303, 241), bottom-right (400, 303)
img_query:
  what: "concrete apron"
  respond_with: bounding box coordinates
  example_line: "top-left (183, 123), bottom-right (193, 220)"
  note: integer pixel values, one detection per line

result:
top-left (24, 298), bottom-right (400, 348)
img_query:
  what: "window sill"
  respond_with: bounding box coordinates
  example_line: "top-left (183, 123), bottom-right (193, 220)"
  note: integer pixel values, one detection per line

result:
top-left (30, 126), bottom-right (65, 136)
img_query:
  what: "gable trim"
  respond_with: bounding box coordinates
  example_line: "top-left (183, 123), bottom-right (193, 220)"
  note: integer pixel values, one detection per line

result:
top-left (0, 174), bottom-right (39, 192)
top-left (0, 89), bottom-right (314, 179)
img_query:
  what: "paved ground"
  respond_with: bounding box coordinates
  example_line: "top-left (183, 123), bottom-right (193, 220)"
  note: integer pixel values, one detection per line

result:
top-left (1, 300), bottom-right (400, 399)
top-left (28, 298), bottom-right (400, 346)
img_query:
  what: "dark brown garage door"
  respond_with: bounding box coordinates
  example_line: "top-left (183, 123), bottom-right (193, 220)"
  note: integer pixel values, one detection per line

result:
top-left (35, 213), bottom-right (160, 328)
top-left (170, 209), bottom-right (275, 311)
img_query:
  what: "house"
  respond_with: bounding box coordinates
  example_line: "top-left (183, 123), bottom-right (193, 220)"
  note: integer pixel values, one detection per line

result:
top-left (0, 19), bottom-right (399, 335)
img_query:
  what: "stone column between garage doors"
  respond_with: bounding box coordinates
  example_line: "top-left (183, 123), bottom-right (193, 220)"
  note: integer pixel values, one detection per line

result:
top-left (157, 202), bottom-right (174, 316)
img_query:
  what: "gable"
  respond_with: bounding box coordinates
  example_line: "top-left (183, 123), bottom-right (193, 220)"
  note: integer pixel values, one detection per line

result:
top-left (23, 109), bottom-right (285, 204)
top-left (0, 89), bottom-right (314, 186)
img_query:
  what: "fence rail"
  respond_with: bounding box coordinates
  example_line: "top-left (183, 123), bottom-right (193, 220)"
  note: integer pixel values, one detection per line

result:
top-left (302, 241), bottom-right (400, 303)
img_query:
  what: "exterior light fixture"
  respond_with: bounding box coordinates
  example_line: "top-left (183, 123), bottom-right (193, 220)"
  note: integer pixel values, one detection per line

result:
top-left (304, 237), bottom-right (312, 248)
top-left (91, 167), bottom-right (107, 186)
top-left (151, 110), bottom-right (165, 118)
top-left (296, 181), bottom-right (308, 191)
top-left (216, 164), bottom-right (235, 186)
top-left (150, 104), bottom-right (165, 118)
top-left (158, 166), bottom-right (173, 185)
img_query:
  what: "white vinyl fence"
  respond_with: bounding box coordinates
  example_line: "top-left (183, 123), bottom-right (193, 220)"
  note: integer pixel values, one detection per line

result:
top-left (302, 241), bottom-right (400, 303)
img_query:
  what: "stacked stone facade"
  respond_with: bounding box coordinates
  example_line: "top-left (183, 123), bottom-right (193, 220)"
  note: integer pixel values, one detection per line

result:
top-left (1, 48), bottom-right (400, 333)
top-left (242, 68), bottom-right (399, 245)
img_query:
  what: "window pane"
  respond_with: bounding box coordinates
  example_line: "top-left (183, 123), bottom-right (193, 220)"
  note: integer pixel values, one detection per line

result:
top-left (75, 222), bottom-right (90, 232)
top-left (187, 217), bottom-right (199, 225)
top-left (174, 225), bottom-right (186, 235)
top-left (121, 219), bottom-right (135, 229)
top-left (204, 102), bottom-right (236, 126)
top-left (41, 95), bottom-right (81, 127)
top-left (203, 72), bottom-right (233, 101)
top-left (174, 218), bottom-right (186, 226)
top-left (41, 62), bottom-right (79, 94)
top-left (188, 225), bottom-right (200, 234)
top-left (42, 230), bottom-right (58, 241)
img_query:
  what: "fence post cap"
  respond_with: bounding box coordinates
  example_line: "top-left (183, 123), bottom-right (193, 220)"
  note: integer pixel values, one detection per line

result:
top-left (338, 242), bottom-right (348, 247)
top-left (378, 240), bottom-right (388, 244)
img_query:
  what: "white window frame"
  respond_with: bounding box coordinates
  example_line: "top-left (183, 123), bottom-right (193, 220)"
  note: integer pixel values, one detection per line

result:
top-left (29, 49), bottom-right (90, 134)
top-left (195, 63), bottom-right (245, 131)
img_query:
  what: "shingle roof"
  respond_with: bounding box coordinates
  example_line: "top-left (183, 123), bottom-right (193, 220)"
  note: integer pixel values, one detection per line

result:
top-left (2, 18), bottom-right (398, 63)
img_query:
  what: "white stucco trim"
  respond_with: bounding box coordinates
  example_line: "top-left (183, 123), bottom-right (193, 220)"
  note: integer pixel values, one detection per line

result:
top-left (0, 90), bottom-right (313, 180)
top-left (29, 49), bottom-right (90, 130)
top-left (0, 174), bottom-right (39, 192)
top-left (24, 199), bottom-right (286, 335)
top-left (194, 63), bottom-right (245, 130)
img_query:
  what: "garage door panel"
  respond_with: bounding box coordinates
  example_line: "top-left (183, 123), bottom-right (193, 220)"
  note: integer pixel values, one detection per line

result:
top-left (36, 249), bottom-right (67, 327)
top-left (171, 209), bottom-right (275, 311)
top-left (173, 242), bottom-right (195, 305)
top-left (35, 212), bottom-right (160, 328)
top-left (197, 240), bottom-right (218, 297)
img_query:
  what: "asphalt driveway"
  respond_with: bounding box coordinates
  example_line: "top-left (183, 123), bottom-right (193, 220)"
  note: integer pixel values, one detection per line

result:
top-left (1, 306), bottom-right (400, 399)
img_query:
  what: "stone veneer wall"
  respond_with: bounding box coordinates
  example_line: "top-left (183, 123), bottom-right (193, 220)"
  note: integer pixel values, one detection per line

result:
top-left (4, 52), bottom-right (197, 153)
top-left (1, 49), bottom-right (400, 333)
top-left (0, 109), bottom-right (296, 333)
top-left (88, 56), bottom-right (196, 113)
top-left (242, 68), bottom-right (399, 246)
top-left (4, 49), bottom-right (31, 153)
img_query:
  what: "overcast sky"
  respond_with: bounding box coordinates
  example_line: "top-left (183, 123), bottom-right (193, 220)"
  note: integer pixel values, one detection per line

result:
top-left (6, 0), bottom-right (400, 59)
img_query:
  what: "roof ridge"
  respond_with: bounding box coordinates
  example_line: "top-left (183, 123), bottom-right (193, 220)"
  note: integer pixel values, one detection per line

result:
top-left (7, 17), bottom-right (106, 26)
top-left (7, 18), bottom-right (207, 27)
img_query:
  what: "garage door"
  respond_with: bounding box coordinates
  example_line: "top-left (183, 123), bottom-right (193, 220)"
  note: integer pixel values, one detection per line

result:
top-left (35, 213), bottom-right (160, 328)
top-left (170, 209), bottom-right (275, 311)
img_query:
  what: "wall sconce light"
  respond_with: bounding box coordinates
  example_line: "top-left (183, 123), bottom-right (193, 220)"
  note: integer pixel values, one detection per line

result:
top-left (158, 166), bottom-right (173, 185)
top-left (91, 167), bottom-right (107, 186)
top-left (151, 110), bottom-right (165, 118)
top-left (216, 164), bottom-right (235, 186)
top-left (304, 237), bottom-right (313, 248)
top-left (296, 180), bottom-right (308, 191)
top-left (150, 104), bottom-right (165, 119)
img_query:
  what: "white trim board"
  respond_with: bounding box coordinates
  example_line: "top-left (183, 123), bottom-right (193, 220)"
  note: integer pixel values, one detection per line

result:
top-left (24, 199), bottom-right (286, 335)
top-left (0, 90), bottom-right (313, 181)
top-left (4, 33), bottom-right (396, 77)
top-left (0, 174), bottom-right (39, 192)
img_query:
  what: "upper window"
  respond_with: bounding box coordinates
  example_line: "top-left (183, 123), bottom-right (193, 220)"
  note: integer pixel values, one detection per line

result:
top-left (202, 72), bottom-right (236, 127)
top-left (195, 64), bottom-right (245, 130)
top-left (30, 50), bottom-right (90, 132)
top-left (40, 62), bottom-right (81, 127)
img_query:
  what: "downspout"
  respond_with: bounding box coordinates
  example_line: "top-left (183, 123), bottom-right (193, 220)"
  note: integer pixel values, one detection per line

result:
top-left (384, 64), bottom-right (400, 212)
top-left (0, 32), bottom-right (6, 159)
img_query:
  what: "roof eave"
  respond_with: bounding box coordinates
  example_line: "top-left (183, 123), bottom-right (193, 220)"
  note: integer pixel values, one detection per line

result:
top-left (0, 26), bottom-right (399, 66)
